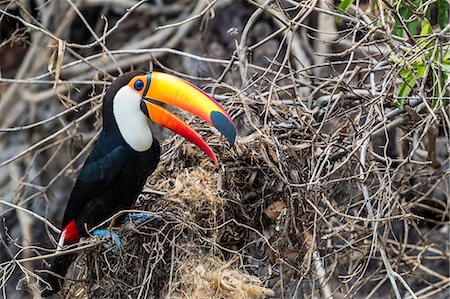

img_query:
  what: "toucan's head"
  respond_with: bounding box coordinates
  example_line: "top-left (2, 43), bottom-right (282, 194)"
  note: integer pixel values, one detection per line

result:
top-left (104, 70), bottom-right (236, 165)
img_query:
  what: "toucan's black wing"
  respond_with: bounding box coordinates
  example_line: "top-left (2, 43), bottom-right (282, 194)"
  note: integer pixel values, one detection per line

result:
top-left (61, 143), bottom-right (131, 228)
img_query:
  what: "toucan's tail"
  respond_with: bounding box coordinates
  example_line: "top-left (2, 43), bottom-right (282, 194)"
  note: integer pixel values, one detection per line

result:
top-left (41, 252), bottom-right (75, 297)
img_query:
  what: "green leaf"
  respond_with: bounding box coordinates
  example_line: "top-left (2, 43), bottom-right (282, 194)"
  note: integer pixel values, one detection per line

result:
top-left (400, 68), bottom-right (412, 78)
top-left (443, 48), bottom-right (450, 64)
top-left (337, 0), bottom-right (354, 22)
top-left (418, 18), bottom-right (434, 51)
top-left (338, 0), bottom-right (354, 12)
top-left (414, 0), bottom-right (423, 7)
top-left (442, 62), bottom-right (450, 71)
top-left (393, 19), bottom-right (404, 37)
top-left (399, 6), bottom-right (410, 18)
top-left (420, 18), bottom-right (433, 36)
top-left (438, 0), bottom-right (449, 29)
top-left (412, 64), bottom-right (427, 78)
top-left (399, 6), bottom-right (418, 35)
top-left (408, 19), bottom-right (419, 35)
top-left (397, 70), bottom-right (417, 107)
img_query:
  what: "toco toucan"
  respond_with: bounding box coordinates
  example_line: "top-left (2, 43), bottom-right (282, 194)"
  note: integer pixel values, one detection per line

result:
top-left (41, 70), bottom-right (236, 296)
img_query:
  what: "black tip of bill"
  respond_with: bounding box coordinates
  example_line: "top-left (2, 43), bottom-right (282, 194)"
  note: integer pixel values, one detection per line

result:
top-left (211, 111), bottom-right (236, 146)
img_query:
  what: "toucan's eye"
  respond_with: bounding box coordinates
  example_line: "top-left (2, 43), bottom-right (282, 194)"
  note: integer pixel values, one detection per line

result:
top-left (134, 80), bottom-right (144, 91)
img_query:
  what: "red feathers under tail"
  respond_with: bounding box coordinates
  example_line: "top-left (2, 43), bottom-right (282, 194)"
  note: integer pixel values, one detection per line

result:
top-left (41, 221), bottom-right (80, 296)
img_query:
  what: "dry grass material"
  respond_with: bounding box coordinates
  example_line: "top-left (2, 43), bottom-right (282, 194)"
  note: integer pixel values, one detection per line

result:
top-left (171, 255), bottom-right (275, 299)
top-left (0, 1), bottom-right (449, 299)
top-left (161, 167), bottom-right (222, 210)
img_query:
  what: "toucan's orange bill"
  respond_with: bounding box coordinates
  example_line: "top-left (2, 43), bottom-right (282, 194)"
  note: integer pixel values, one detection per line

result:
top-left (144, 72), bottom-right (236, 145)
top-left (142, 100), bottom-right (218, 165)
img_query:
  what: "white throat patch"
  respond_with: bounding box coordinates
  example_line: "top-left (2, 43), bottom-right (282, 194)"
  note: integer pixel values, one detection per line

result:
top-left (113, 86), bottom-right (153, 152)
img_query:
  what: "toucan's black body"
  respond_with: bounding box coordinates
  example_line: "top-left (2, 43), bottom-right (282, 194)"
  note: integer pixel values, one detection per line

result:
top-left (63, 133), bottom-right (160, 233)
top-left (41, 70), bottom-right (236, 296)
top-left (43, 72), bottom-right (160, 296)
top-left (42, 131), bottom-right (159, 297)
top-left (65, 71), bottom-right (160, 234)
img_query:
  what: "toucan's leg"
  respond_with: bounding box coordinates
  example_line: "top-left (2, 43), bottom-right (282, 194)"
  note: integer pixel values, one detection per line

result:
top-left (92, 229), bottom-right (122, 250)
top-left (91, 214), bottom-right (161, 251)
top-left (121, 212), bottom-right (162, 225)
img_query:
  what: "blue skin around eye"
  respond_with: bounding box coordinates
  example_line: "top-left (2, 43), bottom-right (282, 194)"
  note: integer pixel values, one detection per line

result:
top-left (134, 80), bottom-right (144, 91)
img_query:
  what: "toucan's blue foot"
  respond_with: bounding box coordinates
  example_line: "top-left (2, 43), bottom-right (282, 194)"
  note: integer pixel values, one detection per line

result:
top-left (121, 212), bottom-right (162, 226)
top-left (91, 214), bottom-right (161, 251)
top-left (92, 229), bottom-right (122, 251)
